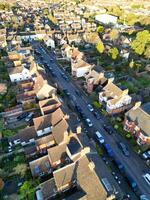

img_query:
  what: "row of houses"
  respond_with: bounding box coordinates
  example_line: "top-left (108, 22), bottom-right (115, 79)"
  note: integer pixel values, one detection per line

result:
top-left (3, 45), bottom-right (110, 200)
top-left (60, 43), bottom-right (150, 147)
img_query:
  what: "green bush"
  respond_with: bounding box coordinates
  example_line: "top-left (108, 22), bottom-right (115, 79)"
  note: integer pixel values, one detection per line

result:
top-left (96, 144), bottom-right (103, 156)
top-left (92, 101), bottom-right (101, 109)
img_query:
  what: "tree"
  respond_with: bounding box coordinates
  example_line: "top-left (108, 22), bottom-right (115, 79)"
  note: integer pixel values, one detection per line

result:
top-left (19, 181), bottom-right (34, 200)
top-left (43, 8), bottom-right (49, 15)
top-left (144, 45), bottom-right (150, 59)
top-left (109, 47), bottom-right (119, 60)
top-left (13, 164), bottom-right (27, 177)
top-left (108, 6), bottom-right (122, 17)
top-left (131, 30), bottom-right (150, 55)
top-left (109, 29), bottom-right (119, 41)
top-left (96, 41), bottom-right (104, 54)
top-left (129, 59), bottom-right (135, 68)
top-left (96, 25), bottom-right (104, 33)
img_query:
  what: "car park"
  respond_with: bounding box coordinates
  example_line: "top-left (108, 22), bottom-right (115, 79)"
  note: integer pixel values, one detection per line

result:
top-left (95, 131), bottom-right (105, 144)
top-left (118, 142), bottom-right (130, 156)
top-left (87, 104), bottom-right (94, 112)
top-left (85, 118), bottom-right (93, 127)
top-left (93, 111), bottom-right (101, 119)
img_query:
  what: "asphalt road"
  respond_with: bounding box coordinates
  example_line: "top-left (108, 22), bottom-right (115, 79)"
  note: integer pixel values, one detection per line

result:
top-left (34, 43), bottom-right (150, 199)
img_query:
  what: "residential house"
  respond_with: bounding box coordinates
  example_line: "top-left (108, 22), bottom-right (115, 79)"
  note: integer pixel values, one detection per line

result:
top-left (35, 134), bottom-right (55, 153)
top-left (99, 81), bottom-right (132, 114)
top-left (0, 28), bottom-right (7, 49)
top-left (39, 96), bottom-right (61, 115)
top-left (67, 34), bottom-right (82, 45)
top-left (16, 90), bottom-right (36, 104)
top-left (36, 155), bottom-right (107, 200)
top-left (33, 108), bottom-right (65, 137)
top-left (9, 126), bottom-right (37, 146)
top-left (71, 59), bottom-right (93, 78)
top-left (7, 66), bottom-right (32, 83)
top-left (124, 102), bottom-right (150, 146)
top-left (48, 143), bottom-right (68, 168)
top-left (43, 36), bottom-right (55, 49)
top-left (52, 119), bottom-right (69, 145)
top-left (29, 155), bottom-right (51, 178)
top-left (34, 69), bottom-right (56, 100)
top-left (85, 69), bottom-right (108, 93)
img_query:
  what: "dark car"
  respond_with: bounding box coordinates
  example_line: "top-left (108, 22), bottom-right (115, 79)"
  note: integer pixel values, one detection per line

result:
top-left (118, 142), bottom-right (130, 156)
top-left (75, 90), bottom-right (81, 96)
top-left (93, 111), bottom-right (101, 120)
top-left (17, 112), bottom-right (29, 120)
top-left (103, 124), bottom-right (113, 134)
top-left (75, 105), bottom-right (82, 113)
top-left (80, 112), bottom-right (86, 120)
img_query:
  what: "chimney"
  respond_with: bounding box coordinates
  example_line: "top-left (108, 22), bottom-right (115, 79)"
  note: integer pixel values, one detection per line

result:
top-left (88, 161), bottom-right (95, 171)
top-left (132, 101), bottom-right (141, 110)
top-left (81, 147), bottom-right (90, 156)
top-left (76, 125), bottom-right (81, 134)
top-left (122, 89), bottom-right (129, 96)
top-left (107, 77), bottom-right (114, 84)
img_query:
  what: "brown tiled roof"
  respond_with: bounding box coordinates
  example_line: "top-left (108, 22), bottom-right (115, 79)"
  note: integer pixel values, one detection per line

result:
top-left (126, 106), bottom-right (150, 137)
top-left (77, 156), bottom-right (107, 200)
top-left (102, 82), bottom-right (123, 98)
top-left (53, 162), bottom-right (76, 190)
top-left (39, 97), bottom-right (61, 114)
top-left (16, 90), bottom-right (36, 102)
top-left (73, 60), bottom-right (91, 69)
top-left (9, 126), bottom-right (37, 143)
top-left (36, 134), bottom-right (54, 147)
top-left (8, 54), bottom-right (21, 61)
top-left (29, 155), bottom-right (51, 177)
top-left (7, 66), bottom-right (23, 75)
top-left (39, 178), bottom-right (57, 199)
top-left (48, 143), bottom-right (67, 164)
top-left (33, 108), bottom-right (64, 131)
top-left (52, 119), bottom-right (69, 144)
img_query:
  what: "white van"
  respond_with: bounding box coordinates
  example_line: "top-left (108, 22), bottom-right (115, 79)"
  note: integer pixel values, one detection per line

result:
top-left (143, 173), bottom-right (150, 185)
top-left (95, 131), bottom-right (104, 144)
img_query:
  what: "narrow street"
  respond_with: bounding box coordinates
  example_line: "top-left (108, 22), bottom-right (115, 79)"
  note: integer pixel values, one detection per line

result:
top-left (33, 42), bottom-right (150, 199)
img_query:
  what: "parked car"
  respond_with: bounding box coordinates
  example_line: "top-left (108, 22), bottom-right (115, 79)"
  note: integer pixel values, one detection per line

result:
top-left (103, 124), bottom-right (113, 134)
top-left (75, 104), bottom-right (82, 113)
top-left (118, 142), bottom-right (130, 157)
top-left (85, 118), bottom-right (93, 127)
top-left (80, 112), bottom-right (86, 120)
top-left (95, 131), bottom-right (105, 144)
top-left (75, 89), bottom-right (80, 96)
top-left (93, 111), bottom-right (101, 120)
top-left (142, 151), bottom-right (150, 159)
top-left (87, 104), bottom-right (94, 112)
top-left (25, 112), bottom-right (34, 122)
top-left (102, 157), bottom-right (109, 165)
top-left (17, 112), bottom-right (29, 120)
top-left (104, 143), bottom-right (114, 157)
top-left (143, 173), bottom-right (150, 186)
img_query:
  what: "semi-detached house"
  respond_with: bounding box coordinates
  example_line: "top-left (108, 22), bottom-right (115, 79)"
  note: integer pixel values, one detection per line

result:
top-left (99, 81), bottom-right (132, 114)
